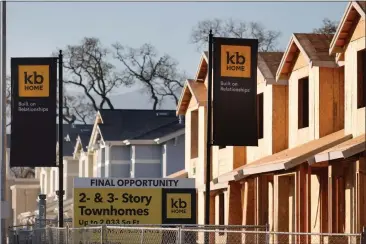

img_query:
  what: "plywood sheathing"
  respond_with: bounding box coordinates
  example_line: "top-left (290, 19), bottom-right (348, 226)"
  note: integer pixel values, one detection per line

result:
top-left (176, 79), bottom-right (208, 115)
top-left (227, 181), bottom-right (242, 243)
top-left (273, 173), bottom-right (296, 242)
top-left (318, 66), bottom-right (345, 138)
top-left (276, 33), bottom-right (337, 81)
top-left (311, 134), bottom-right (366, 164)
top-left (330, 1), bottom-right (366, 56)
top-left (272, 85), bottom-right (289, 154)
top-left (234, 130), bottom-right (352, 179)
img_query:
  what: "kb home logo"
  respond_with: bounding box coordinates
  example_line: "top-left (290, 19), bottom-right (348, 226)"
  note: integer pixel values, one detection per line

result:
top-left (226, 52), bottom-right (246, 70)
top-left (166, 193), bottom-right (191, 219)
top-left (220, 45), bottom-right (251, 78)
top-left (18, 65), bottom-right (50, 97)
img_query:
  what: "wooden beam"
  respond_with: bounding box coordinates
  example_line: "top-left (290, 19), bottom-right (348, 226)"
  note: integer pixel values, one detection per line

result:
top-left (311, 161), bottom-right (329, 168)
top-left (328, 164), bottom-right (333, 233)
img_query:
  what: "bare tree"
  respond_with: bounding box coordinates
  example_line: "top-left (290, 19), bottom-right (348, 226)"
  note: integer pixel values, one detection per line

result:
top-left (10, 167), bottom-right (35, 179)
top-left (313, 18), bottom-right (338, 35)
top-left (58, 37), bottom-right (130, 114)
top-left (113, 43), bottom-right (185, 110)
top-left (190, 18), bottom-right (282, 52)
top-left (57, 89), bottom-right (95, 124)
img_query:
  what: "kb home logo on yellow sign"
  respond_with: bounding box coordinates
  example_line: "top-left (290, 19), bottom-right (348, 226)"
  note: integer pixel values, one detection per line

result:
top-left (18, 65), bottom-right (49, 97)
top-left (220, 45), bottom-right (251, 78)
top-left (166, 193), bottom-right (191, 219)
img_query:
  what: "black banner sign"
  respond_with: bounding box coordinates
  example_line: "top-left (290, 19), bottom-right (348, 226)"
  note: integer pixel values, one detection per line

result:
top-left (212, 38), bottom-right (258, 146)
top-left (10, 58), bottom-right (57, 167)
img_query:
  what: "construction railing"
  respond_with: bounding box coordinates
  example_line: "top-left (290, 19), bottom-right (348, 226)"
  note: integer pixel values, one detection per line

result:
top-left (7, 224), bottom-right (364, 244)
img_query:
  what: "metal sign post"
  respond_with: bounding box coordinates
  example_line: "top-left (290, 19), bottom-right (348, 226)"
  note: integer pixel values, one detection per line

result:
top-left (204, 30), bottom-right (213, 244)
top-left (58, 50), bottom-right (64, 228)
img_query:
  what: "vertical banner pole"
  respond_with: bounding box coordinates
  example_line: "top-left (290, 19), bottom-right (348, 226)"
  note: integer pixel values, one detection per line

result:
top-left (58, 50), bottom-right (64, 227)
top-left (204, 30), bottom-right (213, 243)
top-left (0, 1), bottom-right (7, 243)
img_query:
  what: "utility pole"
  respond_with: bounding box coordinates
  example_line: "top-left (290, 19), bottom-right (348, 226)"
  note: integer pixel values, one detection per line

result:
top-left (0, 1), bottom-right (7, 243)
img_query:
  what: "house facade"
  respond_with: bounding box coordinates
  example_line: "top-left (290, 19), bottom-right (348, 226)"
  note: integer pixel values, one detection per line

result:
top-left (15, 109), bottom-right (187, 225)
top-left (177, 1), bottom-right (365, 242)
top-left (86, 109), bottom-right (185, 179)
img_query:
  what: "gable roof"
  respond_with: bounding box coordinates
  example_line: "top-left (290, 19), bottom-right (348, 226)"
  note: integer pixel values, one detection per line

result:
top-left (277, 33), bottom-right (337, 80)
top-left (195, 52), bottom-right (209, 82)
top-left (73, 129), bottom-right (93, 158)
top-left (177, 51), bottom-right (286, 115)
top-left (130, 120), bottom-right (184, 140)
top-left (329, 1), bottom-right (366, 55)
top-left (257, 52), bottom-right (286, 85)
top-left (176, 79), bottom-right (208, 116)
top-left (57, 124), bottom-right (93, 157)
top-left (96, 109), bottom-right (179, 142)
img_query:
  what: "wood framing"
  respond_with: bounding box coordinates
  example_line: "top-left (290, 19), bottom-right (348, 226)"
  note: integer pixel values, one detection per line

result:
top-left (329, 1), bottom-right (365, 58)
top-left (311, 134), bottom-right (365, 164)
top-left (276, 33), bottom-right (345, 148)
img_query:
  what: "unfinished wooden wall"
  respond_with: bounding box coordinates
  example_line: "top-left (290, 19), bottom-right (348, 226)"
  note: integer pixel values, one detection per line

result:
top-left (246, 73), bottom-right (273, 163)
top-left (288, 51), bottom-right (316, 147)
top-left (319, 67), bottom-right (345, 137)
top-left (344, 17), bottom-right (366, 137)
top-left (272, 85), bottom-right (289, 153)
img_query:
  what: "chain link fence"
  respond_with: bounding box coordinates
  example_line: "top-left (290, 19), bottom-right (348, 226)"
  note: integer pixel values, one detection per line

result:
top-left (7, 224), bottom-right (364, 244)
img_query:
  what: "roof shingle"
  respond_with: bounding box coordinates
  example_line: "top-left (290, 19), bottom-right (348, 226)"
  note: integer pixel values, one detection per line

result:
top-left (98, 109), bottom-right (179, 142)
top-left (258, 52), bottom-right (284, 78)
top-left (294, 33), bottom-right (336, 62)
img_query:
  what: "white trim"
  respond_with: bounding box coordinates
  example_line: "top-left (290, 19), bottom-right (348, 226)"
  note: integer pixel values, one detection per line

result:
top-left (194, 52), bottom-right (208, 81)
top-left (123, 139), bottom-right (155, 145)
top-left (73, 136), bottom-right (84, 159)
top-left (154, 129), bottom-right (185, 144)
top-left (89, 143), bottom-right (100, 151)
top-left (330, 2), bottom-right (365, 55)
top-left (88, 111), bottom-right (103, 152)
top-left (99, 143), bottom-right (106, 149)
top-left (211, 182), bottom-right (228, 191)
top-left (266, 78), bottom-right (288, 86)
top-left (105, 160), bottom-right (130, 165)
top-left (10, 184), bottom-right (40, 190)
top-left (105, 141), bottom-right (125, 146)
top-left (12, 178), bottom-right (39, 184)
top-left (132, 159), bottom-right (160, 164)
top-left (354, 1), bottom-right (366, 20)
top-left (242, 163), bottom-right (285, 178)
top-left (215, 172), bottom-right (236, 184)
top-left (312, 143), bottom-right (365, 164)
top-left (330, 2), bottom-right (353, 54)
top-left (196, 182), bottom-right (227, 192)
